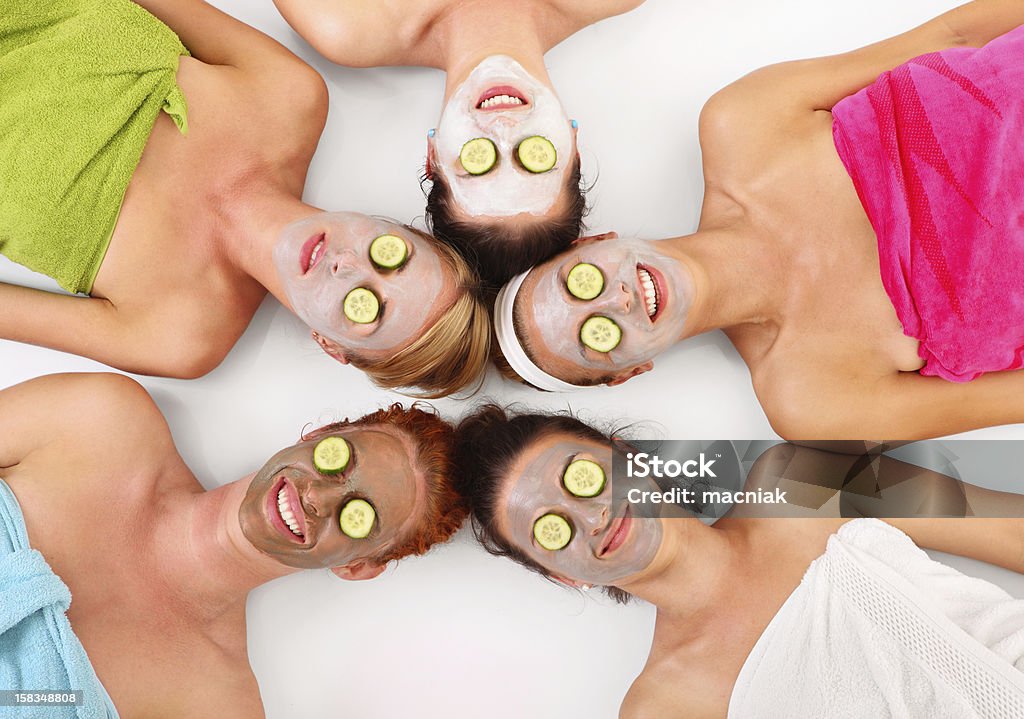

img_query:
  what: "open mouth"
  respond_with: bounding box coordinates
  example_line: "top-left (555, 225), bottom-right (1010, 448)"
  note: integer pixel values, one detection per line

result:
top-left (476, 85), bottom-right (529, 110)
top-left (637, 265), bottom-right (663, 322)
top-left (598, 505), bottom-right (631, 558)
top-left (300, 233), bottom-right (326, 275)
top-left (268, 477), bottom-right (307, 544)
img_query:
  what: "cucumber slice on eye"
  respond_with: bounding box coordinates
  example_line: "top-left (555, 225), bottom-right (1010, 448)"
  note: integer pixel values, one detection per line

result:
top-left (313, 436), bottom-right (351, 475)
top-left (517, 136), bottom-right (557, 173)
top-left (580, 316), bottom-right (621, 353)
top-left (563, 459), bottom-right (606, 498)
top-left (340, 498), bottom-right (376, 539)
top-left (369, 234), bottom-right (408, 270)
top-left (533, 513), bottom-right (572, 551)
top-left (460, 138), bottom-right (497, 175)
top-left (343, 287), bottom-right (380, 324)
top-left (566, 263), bottom-right (604, 300)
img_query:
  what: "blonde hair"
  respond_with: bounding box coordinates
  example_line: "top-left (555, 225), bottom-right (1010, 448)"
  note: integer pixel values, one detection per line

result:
top-left (348, 232), bottom-right (491, 399)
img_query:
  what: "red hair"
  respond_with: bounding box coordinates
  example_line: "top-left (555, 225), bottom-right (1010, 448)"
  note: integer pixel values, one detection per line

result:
top-left (303, 403), bottom-right (466, 564)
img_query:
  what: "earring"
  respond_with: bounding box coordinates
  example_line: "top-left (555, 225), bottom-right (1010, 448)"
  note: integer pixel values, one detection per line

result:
top-left (580, 583), bottom-right (592, 592)
top-left (427, 128), bottom-right (436, 137)
top-left (571, 119), bottom-right (578, 129)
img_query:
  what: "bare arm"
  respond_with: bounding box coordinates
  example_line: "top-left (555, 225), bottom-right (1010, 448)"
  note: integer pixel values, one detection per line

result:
top-left (781, 370), bottom-right (1024, 442)
top-left (709, 0), bottom-right (1024, 122)
top-left (133, 0), bottom-right (309, 73)
top-left (0, 283), bottom-right (221, 378)
top-left (273, 0), bottom-right (429, 67)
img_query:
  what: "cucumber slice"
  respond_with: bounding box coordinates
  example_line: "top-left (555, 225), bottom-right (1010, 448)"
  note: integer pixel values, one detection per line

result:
top-left (533, 513), bottom-right (572, 551)
top-left (517, 136), bottom-right (556, 173)
top-left (343, 288), bottom-right (380, 324)
top-left (566, 263), bottom-right (604, 300)
top-left (580, 316), bottom-right (621, 353)
top-left (369, 234), bottom-right (408, 270)
top-left (340, 498), bottom-right (376, 539)
top-left (460, 138), bottom-right (497, 175)
top-left (562, 459), bottom-right (605, 498)
top-left (313, 436), bottom-right (350, 474)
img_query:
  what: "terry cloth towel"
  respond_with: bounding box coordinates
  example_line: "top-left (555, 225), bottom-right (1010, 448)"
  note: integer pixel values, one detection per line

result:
top-left (832, 25), bottom-right (1024, 382)
top-left (0, 479), bottom-right (119, 718)
top-left (0, 0), bottom-right (189, 295)
top-left (727, 519), bottom-right (1024, 719)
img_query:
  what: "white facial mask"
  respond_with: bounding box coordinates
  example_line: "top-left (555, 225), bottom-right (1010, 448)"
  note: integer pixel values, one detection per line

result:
top-left (434, 56), bottom-right (574, 217)
top-left (518, 238), bottom-right (694, 380)
top-left (272, 212), bottom-right (454, 355)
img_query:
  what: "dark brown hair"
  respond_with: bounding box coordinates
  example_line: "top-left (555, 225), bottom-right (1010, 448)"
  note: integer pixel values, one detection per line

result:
top-left (453, 403), bottom-right (632, 603)
top-left (424, 157), bottom-right (587, 288)
top-left (304, 403), bottom-right (467, 566)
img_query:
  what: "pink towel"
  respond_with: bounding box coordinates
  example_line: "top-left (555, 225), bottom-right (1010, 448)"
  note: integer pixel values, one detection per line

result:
top-left (832, 25), bottom-right (1024, 382)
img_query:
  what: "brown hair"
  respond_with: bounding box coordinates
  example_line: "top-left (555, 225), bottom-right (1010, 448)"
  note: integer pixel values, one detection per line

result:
top-left (453, 403), bottom-right (632, 604)
top-left (491, 298), bottom-right (612, 389)
top-left (424, 157), bottom-right (588, 288)
top-left (304, 403), bottom-right (467, 565)
top-left (346, 228), bottom-right (491, 399)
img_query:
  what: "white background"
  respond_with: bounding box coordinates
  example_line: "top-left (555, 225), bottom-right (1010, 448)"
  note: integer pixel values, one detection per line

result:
top-left (2, 1), bottom-right (1023, 717)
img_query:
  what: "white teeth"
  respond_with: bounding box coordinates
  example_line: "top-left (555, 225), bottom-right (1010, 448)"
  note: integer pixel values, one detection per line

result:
top-left (308, 239), bottom-right (324, 270)
top-left (479, 94), bottom-right (525, 108)
top-left (276, 487), bottom-right (303, 537)
top-left (638, 268), bottom-right (659, 317)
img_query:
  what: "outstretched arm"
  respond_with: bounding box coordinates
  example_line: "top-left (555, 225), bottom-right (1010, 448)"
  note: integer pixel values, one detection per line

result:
top-left (781, 370), bottom-right (1024, 442)
top-left (715, 0), bottom-right (1024, 117)
top-left (273, 0), bottom-right (430, 67)
top-left (0, 283), bottom-right (221, 379)
top-left (133, 0), bottom-right (310, 73)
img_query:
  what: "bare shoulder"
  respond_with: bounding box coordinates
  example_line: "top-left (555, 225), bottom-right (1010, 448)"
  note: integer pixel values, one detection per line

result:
top-left (698, 66), bottom-right (820, 189)
top-left (0, 373), bottom-right (172, 462)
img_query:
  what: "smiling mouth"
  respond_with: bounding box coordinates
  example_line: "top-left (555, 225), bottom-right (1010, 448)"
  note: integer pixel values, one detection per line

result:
top-left (476, 85), bottom-right (528, 111)
top-left (598, 505), bottom-right (632, 558)
top-left (300, 233), bottom-right (326, 275)
top-left (269, 477), bottom-right (307, 544)
top-left (637, 265), bottom-right (663, 322)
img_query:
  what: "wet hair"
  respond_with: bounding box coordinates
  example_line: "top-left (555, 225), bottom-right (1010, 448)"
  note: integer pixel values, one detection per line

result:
top-left (424, 156), bottom-right (587, 288)
top-left (304, 403), bottom-right (467, 566)
top-left (453, 403), bottom-right (632, 604)
top-left (344, 227), bottom-right (491, 399)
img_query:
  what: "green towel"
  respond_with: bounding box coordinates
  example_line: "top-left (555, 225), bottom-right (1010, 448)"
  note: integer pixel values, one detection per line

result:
top-left (0, 0), bottom-right (189, 295)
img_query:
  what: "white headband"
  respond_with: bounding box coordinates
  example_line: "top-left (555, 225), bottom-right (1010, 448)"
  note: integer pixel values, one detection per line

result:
top-left (494, 271), bottom-right (585, 393)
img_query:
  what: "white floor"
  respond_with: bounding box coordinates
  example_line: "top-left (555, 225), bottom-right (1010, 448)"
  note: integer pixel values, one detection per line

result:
top-left (2, 1), bottom-right (1022, 717)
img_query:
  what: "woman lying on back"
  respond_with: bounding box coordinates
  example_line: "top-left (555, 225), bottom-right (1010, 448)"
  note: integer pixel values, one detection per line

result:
top-left (273, 0), bottom-right (646, 285)
top-left (454, 405), bottom-right (1024, 718)
top-left (0, 0), bottom-right (488, 396)
top-left (0, 372), bottom-right (466, 717)
top-left (492, 0), bottom-right (1024, 437)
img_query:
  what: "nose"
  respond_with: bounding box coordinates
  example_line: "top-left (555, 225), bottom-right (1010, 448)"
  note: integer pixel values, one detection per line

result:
top-left (578, 503), bottom-right (610, 538)
top-left (302, 477), bottom-right (348, 518)
top-left (331, 248), bottom-right (359, 276)
top-left (595, 281), bottom-right (631, 315)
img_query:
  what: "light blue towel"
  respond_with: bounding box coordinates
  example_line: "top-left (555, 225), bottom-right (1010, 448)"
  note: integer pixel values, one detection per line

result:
top-left (0, 479), bottom-right (118, 718)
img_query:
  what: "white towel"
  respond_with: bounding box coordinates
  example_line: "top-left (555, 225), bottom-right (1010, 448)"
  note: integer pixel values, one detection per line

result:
top-left (728, 519), bottom-right (1024, 719)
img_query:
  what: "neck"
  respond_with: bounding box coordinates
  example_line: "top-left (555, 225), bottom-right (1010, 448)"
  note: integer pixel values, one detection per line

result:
top-left (219, 189), bottom-right (320, 313)
top-left (154, 477), bottom-right (299, 619)
top-left (617, 518), bottom-right (747, 621)
top-left (664, 226), bottom-right (784, 338)
top-left (436, 1), bottom-right (561, 98)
